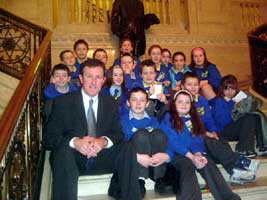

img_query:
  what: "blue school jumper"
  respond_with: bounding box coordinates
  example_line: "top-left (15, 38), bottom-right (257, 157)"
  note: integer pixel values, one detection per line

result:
top-left (113, 56), bottom-right (141, 75)
top-left (155, 63), bottom-right (171, 83)
top-left (160, 113), bottom-right (206, 157)
top-left (210, 97), bottom-right (235, 133)
top-left (120, 110), bottom-right (160, 141)
top-left (134, 80), bottom-right (169, 95)
top-left (44, 83), bottom-right (78, 99)
top-left (124, 71), bottom-right (142, 90)
top-left (169, 65), bottom-right (191, 88)
top-left (162, 62), bottom-right (173, 70)
top-left (121, 110), bottom-right (174, 158)
top-left (194, 95), bottom-right (218, 132)
top-left (192, 64), bottom-right (222, 91)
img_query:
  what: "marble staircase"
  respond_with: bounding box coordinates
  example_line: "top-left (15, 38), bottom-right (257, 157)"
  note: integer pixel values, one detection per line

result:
top-left (0, 72), bottom-right (19, 118)
top-left (40, 143), bottom-right (267, 200)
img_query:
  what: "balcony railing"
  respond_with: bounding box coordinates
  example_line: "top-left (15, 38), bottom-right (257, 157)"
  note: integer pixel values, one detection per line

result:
top-left (0, 8), bottom-right (52, 200)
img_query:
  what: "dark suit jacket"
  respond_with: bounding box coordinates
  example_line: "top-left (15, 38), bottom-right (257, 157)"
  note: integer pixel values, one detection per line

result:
top-left (43, 89), bottom-right (124, 151)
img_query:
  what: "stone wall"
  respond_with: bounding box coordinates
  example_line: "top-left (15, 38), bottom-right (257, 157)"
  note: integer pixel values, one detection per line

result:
top-left (1, 0), bottom-right (267, 82)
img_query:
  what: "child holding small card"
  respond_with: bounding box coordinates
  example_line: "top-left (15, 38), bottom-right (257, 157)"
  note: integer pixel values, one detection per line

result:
top-left (211, 75), bottom-right (267, 157)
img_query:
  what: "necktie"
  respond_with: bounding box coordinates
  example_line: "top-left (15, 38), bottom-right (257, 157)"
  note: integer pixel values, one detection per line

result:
top-left (113, 89), bottom-right (119, 99)
top-left (87, 99), bottom-right (96, 137)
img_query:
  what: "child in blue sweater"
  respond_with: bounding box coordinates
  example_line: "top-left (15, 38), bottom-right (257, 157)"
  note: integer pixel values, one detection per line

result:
top-left (101, 65), bottom-right (126, 102)
top-left (169, 52), bottom-right (191, 91)
top-left (119, 53), bottom-right (141, 90)
top-left (121, 87), bottom-right (171, 197)
top-left (44, 64), bottom-right (78, 99)
top-left (93, 48), bottom-right (108, 68)
top-left (73, 39), bottom-right (90, 77)
top-left (148, 44), bottom-right (171, 87)
top-left (189, 47), bottom-right (222, 100)
top-left (113, 38), bottom-right (141, 75)
top-left (161, 48), bottom-right (173, 70)
top-left (59, 50), bottom-right (79, 86)
top-left (160, 90), bottom-right (240, 200)
top-left (211, 74), bottom-right (266, 157)
top-left (181, 72), bottom-right (259, 183)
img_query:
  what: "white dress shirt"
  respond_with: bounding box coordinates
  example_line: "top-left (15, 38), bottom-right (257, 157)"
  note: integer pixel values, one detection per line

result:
top-left (69, 89), bottom-right (113, 148)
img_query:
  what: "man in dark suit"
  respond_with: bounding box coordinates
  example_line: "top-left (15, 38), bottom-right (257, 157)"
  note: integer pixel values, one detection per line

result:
top-left (43, 59), bottom-right (141, 200)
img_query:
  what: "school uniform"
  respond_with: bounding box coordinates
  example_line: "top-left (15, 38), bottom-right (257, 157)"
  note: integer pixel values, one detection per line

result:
top-left (169, 65), bottom-right (191, 89)
top-left (44, 83), bottom-right (78, 99)
top-left (113, 56), bottom-right (141, 75)
top-left (211, 96), bottom-right (256, 152)
top-left (121, 110), bottom-right (169, 179)
top-left (155, 63), bottom-right (171, 84)
top-left (194, 95), bottom-right (240, 174)
top-left (160, 114), bottom-right (240, 200)
top-left (191, 64), bottom-right (222, 91)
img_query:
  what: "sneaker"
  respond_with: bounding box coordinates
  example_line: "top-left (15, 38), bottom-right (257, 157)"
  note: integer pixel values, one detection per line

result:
top-left (236, 150), bottom-right (257, 158)
top-left (235, 156), bottom-right (260, 173)
top-left (230, 168), bottom-right (256, 184)
top-left (138, 179), bottom-right (146, 198)
top-left (258, 147), bottom-right (267, 156)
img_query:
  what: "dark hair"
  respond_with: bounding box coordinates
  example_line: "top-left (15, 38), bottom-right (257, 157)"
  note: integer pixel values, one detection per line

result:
top-left (140, 59), bottom-right (156, 74)
top-left (93, 48), bottom-right (108, 59)
top-left (128, 87), bottom-right (148, 101)
top-left (80, 59), bottom-right (105, 75)
top-left (73, 39), bottom-right (89, 50)
top-left (148, 44), bottom-right (162, 55)
top-left (172, 51), bottom-right (186, 63)
top-left (181, 72), bottom-right (200, 86)
top-left (217, 74), bottom-right (239, 97)
top-left (120, 52), bottom-right (134, 63)
top-left (103, 65), bottom-right (126, 92)
top-left (59, 50), bottom-right (74, 61)
top-left (189, 47), bottom-right (213, 72)
top-left (162, 48), bottom-right (172, 57)
top-left (119, 37), bottom-right (134, 55)
top-left (170, 90), bottom-right (205, 136)
top-left (51, 63), bottom-right (71, 76)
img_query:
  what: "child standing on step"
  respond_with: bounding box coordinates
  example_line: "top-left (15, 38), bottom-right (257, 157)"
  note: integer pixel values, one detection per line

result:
top-left (161, 90), bottom-right (241, 200)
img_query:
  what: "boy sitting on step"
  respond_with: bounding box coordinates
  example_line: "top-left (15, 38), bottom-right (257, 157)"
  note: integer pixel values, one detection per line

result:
top-left (109, 87), bottom-right (171, 199)
top-left (44, 64), bottom-right (78, 100)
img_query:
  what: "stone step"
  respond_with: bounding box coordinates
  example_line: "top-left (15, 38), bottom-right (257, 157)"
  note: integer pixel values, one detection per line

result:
top-left (78, 177), bottom-right (267, 200)
top-left (77, 157), bottom-right (267, 197)
top-left (0, 72), bottom-right (19, 117)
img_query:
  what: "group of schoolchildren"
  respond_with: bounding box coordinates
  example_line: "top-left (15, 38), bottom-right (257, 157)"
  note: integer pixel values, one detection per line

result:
top-left (44, 38), bottom-right (267, 200)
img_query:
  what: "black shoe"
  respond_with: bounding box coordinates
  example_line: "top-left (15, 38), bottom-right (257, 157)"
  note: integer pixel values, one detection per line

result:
top-left (236, 150), bottom-right (257, 158)
top-left (108, 174), bottom-right (122, 200)
top-left (258, 147), bottom-right (267, 156)
top-left (139, 179), bottom-right (146, 198)
top-left (154, 178), bottom-right (174, 195)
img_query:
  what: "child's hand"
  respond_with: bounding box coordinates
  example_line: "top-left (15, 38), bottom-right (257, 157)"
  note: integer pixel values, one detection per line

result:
top-left (157, 93), bottom-right (167, 103)
top-left (192, 154), bottom-right (207, 169)
top-left (149, 85), bottom-right (155, 95)
top-left (137, 153), bottom-right (153, 168)
top-left (163, 80), bottom-right (171, 87)
top-left (200, 80), bottom-right (208, 88)
top-left (151, 153), bottom-right (170, 166)
top-left (206, 132), bottom-right (219, 140)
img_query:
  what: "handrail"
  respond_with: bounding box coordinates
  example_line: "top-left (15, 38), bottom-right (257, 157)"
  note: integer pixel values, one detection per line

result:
top-left (0, 30), bottom-right (52, 161)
